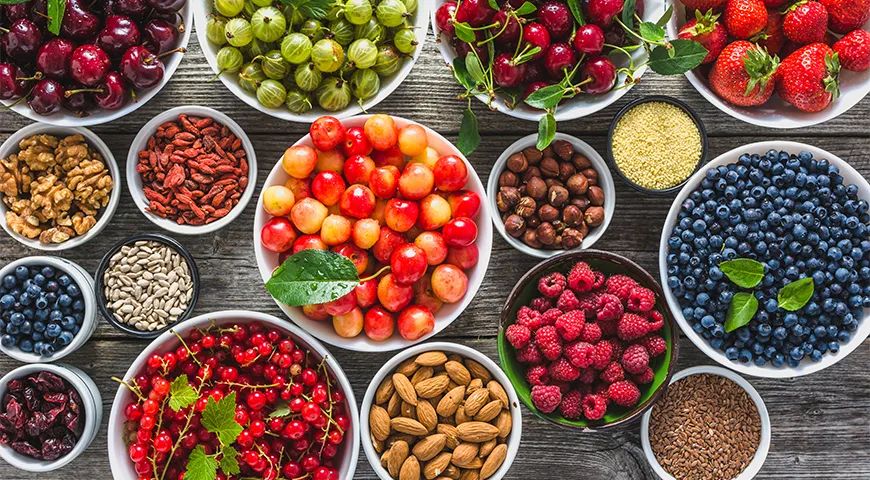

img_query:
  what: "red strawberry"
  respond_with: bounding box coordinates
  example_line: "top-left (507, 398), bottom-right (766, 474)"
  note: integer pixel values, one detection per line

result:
top-left (783, 1), bottom-right (829, 44)
top-left (680, 0), bottom-right (727, 12)
top-left (724, 0), bottom-right (768, 38)
top-left (679, 10), bottom-right (729, 63)
top-left (776, 42), bottom-right (841, 111)
top-left (709, 40), bottom-right (780, 106)
top-left (834, 29), bottom-right (870, 71)
top-left (753, 10), bottom-right (787, 55)
top-left (763, 0), bottom-right (788, 7)
top-left (819, 0), bottom-right (870, 33)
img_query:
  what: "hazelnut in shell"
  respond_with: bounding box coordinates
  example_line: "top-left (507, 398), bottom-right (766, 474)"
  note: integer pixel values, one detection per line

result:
top-left (506, 152), bottom-right (528, 173)
top-left (522, 147), bottom-right (543, 164)
top-left (587, 186), bottom-right (605, 206)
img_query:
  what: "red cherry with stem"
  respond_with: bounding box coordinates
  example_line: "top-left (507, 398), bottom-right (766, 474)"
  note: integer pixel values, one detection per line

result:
top-left (522, 23), bottom-right (551, 61)
top-left (63, 82), bottom-right (97, 113)
top-left (61, 0), bottom-right (102, 39)
top-left (581, 56), bottom-right (617, 94)
top-left (2, 19), bottom-right (42, 63)
top-left (543, 42), bottom-right (577, 77)
top-left (588, 0), bottom-right (626, 28)
top-left (455, 0), bottom-right (496, 27)
top-left (0, 63), bottom-right (30, 100)
top-left (492, 53), bottom-right (527, 87)
top-left (28, 79), bottom-right (64, 115)
top-left (452, 33), bottom-right (489, 64)
top-left (435, 1), bottom-right (457, 36)
top-left (71, 45), bottom-right (111, 87)
top-left (37, 39), bottom-right (76, 79)
top-left (92, 72), bottom-right (130, 109)
top-left (98, 15), bottom-right (141, 57)
top-left (538, 1), bottom-right (574, 40)
top-left (523, 81), bottom-right (550, 102)
top-left (119, 45), bottom-right (184, 89)
top-left (106, 0), bottom-right (148, 18)
top-left (490, 9), bottom-right (521, 45)
top-left (143, 19), bottom-right (179, 55)
top-left (574, 24), bottom-right (606, 55)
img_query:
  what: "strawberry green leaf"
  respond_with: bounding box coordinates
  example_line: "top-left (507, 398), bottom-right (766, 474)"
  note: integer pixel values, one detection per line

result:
top-left (201, 392), bottom-right (244, 447)
top-left (168, 374), bottom-right (197, 412)
top-left (724, 292), bottom-right (759, 333)
top-left (649, 39), bottom-right (708, 75)
top-left (185, 446), bottom-right (218, 480)
top-left (778, 277), bottom-right (814, 312)
top-left (265, 249), bottom-right (360, 307)
top-left (536, 113), bottom-right (556, 151)
top-left (457, 108), bottom-right (480, 156)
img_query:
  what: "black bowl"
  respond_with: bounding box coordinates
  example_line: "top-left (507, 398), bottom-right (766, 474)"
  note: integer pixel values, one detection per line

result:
top-left (94, 233), bottom-right (200, 339)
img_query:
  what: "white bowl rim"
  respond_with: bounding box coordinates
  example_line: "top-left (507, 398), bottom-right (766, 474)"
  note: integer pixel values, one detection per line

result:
top-left (487, 132), bottom-right (616, 259)
top-left (658, 140), bottom-right (870, 378)
top-left (0, 4), bottom-right (193, 127)
top-left (252, 114), bottom-right (493, 352)
top-left (0, 362), bottom-right (102, 472)
top-left (0, 123), bottom-right (122, 251)
top-left (107, 309), bottom-right (360, 480)
top-left (359, 341), bottom-right (523, 480)
top-left (192, 1), bottom-right (432, 122)
top-left (0, 256), bottom-right (97, 363)
top-left (640, 365), bottom-right (771, 480)
top-left (125, 105), bottom-right (258, 235)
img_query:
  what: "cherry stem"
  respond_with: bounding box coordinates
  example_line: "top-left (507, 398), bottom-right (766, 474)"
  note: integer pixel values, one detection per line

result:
top-left (359, 265), bottom-right (390, 283)
top-left (16, 71), bottom-right (43, 82)
top-left (144, 47), bottom-right (188, 64)
top-left (0, 27), bottom-right (8, 34)
top-left (65, 87), bottom-right (104, 97)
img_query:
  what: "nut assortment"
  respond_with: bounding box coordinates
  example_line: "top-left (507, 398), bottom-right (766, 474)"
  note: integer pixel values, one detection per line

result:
top-left (370, 350), bottom-right (513, 480)
top-left (497, 140), bottom-right (605, 250)
top-left (0, 134), bottom-right (113, 244)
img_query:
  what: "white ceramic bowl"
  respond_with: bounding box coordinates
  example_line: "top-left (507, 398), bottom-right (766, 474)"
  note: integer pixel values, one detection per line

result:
top-left (667, 9), bottom-right (870, 129)
top-left (107, 310), bottom-right (360, 480)
top-left (0, 5), bottom-right (192, 126)
top-left (253, 114), bottom-right (493, 352)
top-left (125, 105), bottom-right (257, 235)
top-left (0, 256), bottom-right (98, 363)
top-left (0, 123), bottom-right (121, 251)
top-left (431, 0), bottom-right (665, 122)
top-left (659, 141), bottom-right (870, 378)
top-left (360, 342), bottom-right (522, 480)
top-left (487, 133), bottom-right (616, 259)
top-left (193, 1), bottom-right (431, 122)
top-left (0, 362), bottom-right (103, 472)
top-left (640, 365), bottom-right (771, 480)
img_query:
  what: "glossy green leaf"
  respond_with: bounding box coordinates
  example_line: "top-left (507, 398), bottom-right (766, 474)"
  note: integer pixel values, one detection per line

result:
top-left (454, 22), bottom-right (475, 43)
top-left (648, 39), bottom-right (708, 75)
top-left (465, 53), bottom-right (486, 85)
top-left (457, 108), bottom-right (480, 156)
top-left (719, 258), bottom-right (765, 289)
top-left (47, 0), bottom-right (65, 36)
top-left (622, 0), bottom-right (636, 29)
top-left (536, 113), bottom-right (556, 151)
top-left (515, 1), bottom-right (537, 15)
top-left (566, 0), bottom-right (584, 25)
top-left (523, 84), bottom-right (564, 109)
top-left (656, 5), bottom-right (674, 27)
top-left (724, 292), bottom-right (759, 333)
top-left (451, 57), bottom-right (475, 90)
top-left (265, 249), bottom-right (360, 307)
top-left (778, 277), bottom-right (815, 311)
top-left (639, 22), bottom-right (665, 42)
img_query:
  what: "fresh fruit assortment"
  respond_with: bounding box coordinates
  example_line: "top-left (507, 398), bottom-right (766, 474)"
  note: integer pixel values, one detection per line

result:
top-left (261, 114), bottom-right (481, 342)
top-left (369, 349), bottom-right (513, 479)
top-left (504, 259), bottom-right (669, 421)
top-left (666, 149), bottom-right (870, 367)
top-left (0, 0), bottom-right (186, 116)
top-left (204, 0), bottom-right (421, 114)
top-left (116, 321), bottom-right (350, 480)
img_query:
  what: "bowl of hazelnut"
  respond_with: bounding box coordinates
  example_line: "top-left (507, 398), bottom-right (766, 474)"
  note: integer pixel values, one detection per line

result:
top-left (488, 134), bottom-right (615, 259)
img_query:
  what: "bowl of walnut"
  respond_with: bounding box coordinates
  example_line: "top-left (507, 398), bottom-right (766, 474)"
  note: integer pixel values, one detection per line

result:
top-left (0, 123), bottom-right (120, 251)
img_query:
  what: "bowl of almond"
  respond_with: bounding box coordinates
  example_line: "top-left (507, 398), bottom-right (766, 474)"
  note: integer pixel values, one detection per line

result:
top-left (360, 342), bottom-right (522, 480)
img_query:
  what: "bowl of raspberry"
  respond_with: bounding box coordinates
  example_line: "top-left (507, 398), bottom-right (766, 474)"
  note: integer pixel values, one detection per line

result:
top-left (660, 141), bottom-right (870, 378)
top-left (498, 250), bottom-right (679, 430)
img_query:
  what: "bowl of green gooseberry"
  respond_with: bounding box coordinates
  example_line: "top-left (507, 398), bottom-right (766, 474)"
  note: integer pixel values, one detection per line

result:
top-left (194, 0), bottom-right (430, 122)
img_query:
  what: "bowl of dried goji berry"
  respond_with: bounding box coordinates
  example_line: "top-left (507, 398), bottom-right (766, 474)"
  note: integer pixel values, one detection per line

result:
top-left (498, 249), bottom-right (680, 430)
top-left (125, 105), bottom-right (258, 235)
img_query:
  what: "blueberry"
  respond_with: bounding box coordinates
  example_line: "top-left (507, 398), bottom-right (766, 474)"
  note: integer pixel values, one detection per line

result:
top-left (19, 321), bottom-right (31, 335)
top-left (14, 266), bottom-right (29, 280)
top-left (0, 334), bottom-right (14, 347)
top-left (789, 347), bottom-right (804, 360)
top-left (758, 323), bottom-right (772, 336)
top-left (35, 296), bottom-right (48, 310)
top-left (828, 341), bottom-right (840, 353)
top-left (725, 347), bottom-right (739, 360)
top-left (72, 299), bottom-right (84, 312)
top-left (57, 331), bottom-right (74, 346)
top-left (0, 294), bottom-right (14, 309)
top-left (66, 284), bottom-right (81, 297)
top-left (58, 294), bottom-right (72, 308)
top-left (701, 315), bottom-right (715, 329)
top-left (9, 312), bottom-right (24, 326)
top-left (61, 316), bottom-right (76, 331)
top-left (837, 331), bottom-right (851, 342)
top-left (45, 323), bottom-right (61, 338)
top-left (19, 339), bottom-right (33, 352)
top-left (738, 349), bottom-right (752, 363)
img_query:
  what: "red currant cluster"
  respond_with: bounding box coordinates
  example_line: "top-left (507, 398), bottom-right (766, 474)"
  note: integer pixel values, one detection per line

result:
top-left (120, 322), bottom-right (349, 480)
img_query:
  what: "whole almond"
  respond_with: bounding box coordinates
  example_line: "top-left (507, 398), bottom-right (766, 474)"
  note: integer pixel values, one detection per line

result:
top-left (380, 449), bottom-right (391, 469)
top-left (397, 357), bottom-right (421, 377)
top-left (400, 455), bottom-right (421, 480)
top-left (391, 417), bottom-right (428, 436)
top-left (480, 444), bottom-right (507, 479)
top-left (443, 464), bottom-right (461, 479)
top-left (460, 469), bottom-right (480, 480)
top-left (437, 423), bottom-right (460, 449)
top-left (424, 452), bottom-right (452, 479)
top-left (445, 361), bottom-right (471, 385)
top-left (416, 375), bottom-right (450, 398)
top-left (464, 360), bottom-right (492, 382)
top-left (411, 366), bottom-right (435, 386)
top-left (393, 373), bottom-right (418, 406)
top-left (447, 354), bottom-right (463, 363)
top-left (376, 377), bottom-right (395, 405)
top-left (417, 399), bottom-right (438, 432)
top-left (487, 381), bottom-right (509, 409)
top-left (387, 433), bottom-right (417, 449)
top-left (478, 438), bottom-right (496, 458)
top-left (388, 440), bottom-right (410, 477)
top-left (373, 435), bottom-right (384, 453)
top-left (467, 378), bottom-right (483, 394)
top-left (460, 457), bottom-right (483, 469)
top-left (495, 410), bottom-right (512, 438)
top-left (416, 351), bottom-right (448, 366)
top-left (412, 433), bottom-right (447, 461)
top-left (473, 401), bottom-right (503, 423)
top-left (456, 422), bottom-right (500, 442)
top-left (370, 404), bottom-right (391, 441)
top-left (451, 442), bottom-right (480, 468)
top-left (463, 388), bottom-right (490, 416)
top-left (401, 400), bottom-right (417, 420)
top-left (454, 405), bottom-right (471, 425)
top-left (437, 386), bottom-right (465, 417)
top-left (388, 391), bottom-right (402, 417)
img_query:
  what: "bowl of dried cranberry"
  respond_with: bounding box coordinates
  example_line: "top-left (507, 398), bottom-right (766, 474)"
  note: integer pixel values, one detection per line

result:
top-left (498, 249), bottom-right (679, 430)
top-left (107, 310), bottom-right (359, 480)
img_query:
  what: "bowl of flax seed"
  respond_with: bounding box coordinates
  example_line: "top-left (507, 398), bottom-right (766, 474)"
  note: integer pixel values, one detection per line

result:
top-left (640, 365), bottom-right (771, 480)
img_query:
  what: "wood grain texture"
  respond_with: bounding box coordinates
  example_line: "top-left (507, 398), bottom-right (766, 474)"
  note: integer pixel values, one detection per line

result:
top-left (0, 25), bottom-right (868, 480)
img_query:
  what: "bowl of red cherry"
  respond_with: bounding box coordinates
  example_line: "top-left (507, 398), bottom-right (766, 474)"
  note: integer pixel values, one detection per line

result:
top-left (107, 310), bottom-right (359, 480)
top-left (0, 0), bottom-right (191, 126)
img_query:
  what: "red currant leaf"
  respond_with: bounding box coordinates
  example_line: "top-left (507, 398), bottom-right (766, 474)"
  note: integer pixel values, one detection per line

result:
top-left (168, 374), bottom-right (197, 412)
top-left (186, 445), bottom-right (218, 480)
top-left (267, 401), bottom-right (291, 419)
top-left (219, 445), bottom-right (240, 475)
top-left (201, 392), bottom-right (243, 447)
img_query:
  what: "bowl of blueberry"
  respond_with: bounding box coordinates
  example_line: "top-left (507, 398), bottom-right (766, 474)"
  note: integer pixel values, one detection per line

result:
top-left (0, 257), bottom-right (97, 362)
top-left (660, 141), bottom-right (870, 377)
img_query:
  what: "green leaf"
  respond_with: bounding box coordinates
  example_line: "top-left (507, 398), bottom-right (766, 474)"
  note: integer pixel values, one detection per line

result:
top-left (648, 39), bottom-right (709, 75)
top-left (454, 22), bottom-right (476, 43)
top-left (536, 113), bottom-right (556, 151)
top-left (219, 445), bottom-right (240, 475)
top-left (639, 22), bottom-right (665, 42)
top-left (168, 374), bottom-right (197, 412)
top-left (515, 1), bottom-right (537, 15)
top-left (457, 108), bottom-right (480, 156)
top-left (0, 0), bottom-right (32, 4)
top-left (719, 258), bottom-right (765, 289)
top-left (465, 54), bottom-right (486, 85)
top-left (778, 277), bottom-right (815, 312)
top-left (566, 0), bottom-right (585, 25)
top-left (47, 0), bottom-right (65, 36)
top-left (724, 292), bottom-right (759, 333)
top-left (278, 0), bottom-right (336, 19)
top-left (523, 84), bottom-right (564, 109)
top-left (656, 5), bottom-right (674, 27)
top-left (451, 57), bottom-right (475, 90)
top-left (487, 0), bottom-right (499, 9)
top-left (185, 446), bottom-right (218, 480)
top-left (265, 249), bottom-right (360, 307)
top-left (201, 392), bottom-right (244, 447)
top-left (268, 401), bottom-right (291, 419)
top-left (622, 0), bottom-right (636, 29)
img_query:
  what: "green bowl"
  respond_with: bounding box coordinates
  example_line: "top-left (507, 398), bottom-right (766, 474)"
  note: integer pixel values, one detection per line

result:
top-left (497, 249), bottom-right (680, 431)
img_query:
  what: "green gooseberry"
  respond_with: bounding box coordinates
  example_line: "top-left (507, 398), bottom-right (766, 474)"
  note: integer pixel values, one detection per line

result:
top-left (354, 19), bottom-right (385, 44)
top-left (251, 0), bottom-right (271, 6)
top-left (242, 0), bottom-right (258, 18)
top-left (393, 27), bottom-right (418, 54)
top-left (294, 62), bottom-right (322, 91)
top-left (214, 0), bottom-right (244, 18)
top-left (251, 6), bottom-right (287, 43)
top-left (376, 0), bottom-right (408, 28)
top-left (238, 62), bottom-right (266, 93)
top-left (300, 19), bottom-right (325, 42)
top-left (243, 38), bottom-right (275, 58)
top-left (225, 18), bottom-right (254, 48)
top-left (281, 33), bottom-right (313, 64)
top-left (257, 79), bottom-right (287, 108)
top-left (339, 57), bottom-right (357, 76)
top-left (285, 88), bottom-right (314, 114)
top-left (402, 0), bottom-right (417, 14)
top-left (216, 46), bottom-right (244, 73)
top-left (311, 39), bottom-right (344, 73)
top-left (344, 0), bottom-right (372, 25)
top-left (350, 68), bottom-right (380, 102)
top-left (206, 15), bottom-right (229, 46)
top-left (329, 18), bottom-right (355, 46)
top-left (315, 76), bottom-right (352, 112)
top-left (259, 50), bottom-right (292, 79)
top-left (372, 44), bottom-right (401, 77)
top-left (282, 5), bottom-right (305, 26)
top-left (347, 38), bottom-right (377, 69)
top-left (325, 3), bottom-right (343, 22)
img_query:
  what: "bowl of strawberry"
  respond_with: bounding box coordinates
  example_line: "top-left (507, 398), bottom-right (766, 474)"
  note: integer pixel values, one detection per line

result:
top-left (669, 0), bottom-right (870, 128)
top-left (107, 310), bottom-right (359, 480)
top-left (498, 250), bottom-right (679, 430)
top-left (253, 114), bottom-right (492, 352)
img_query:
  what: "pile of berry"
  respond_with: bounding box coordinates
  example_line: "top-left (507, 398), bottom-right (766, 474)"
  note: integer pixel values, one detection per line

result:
top-left (505, 260), bottom-right (668, 421)
top-left (666, 149), bottom-right (870, 368)
top-left (120, 321), bottom-right (350, 480)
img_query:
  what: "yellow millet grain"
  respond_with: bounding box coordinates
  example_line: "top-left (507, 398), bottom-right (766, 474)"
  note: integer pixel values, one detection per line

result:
top-left (611, 102), bottom-right (702, 190)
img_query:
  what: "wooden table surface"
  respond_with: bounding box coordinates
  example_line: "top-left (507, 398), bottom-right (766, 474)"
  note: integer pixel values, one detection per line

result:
top-left (1, 25), bottom-right (869, 480)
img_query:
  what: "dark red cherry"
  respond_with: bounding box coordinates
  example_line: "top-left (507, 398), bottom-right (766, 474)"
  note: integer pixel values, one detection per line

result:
top-left (71, 44), bottom-right (111, 86)
top-left (61, 0), bottom-right (102, 39)
top-left (523, 81), bottom-right (550, 103)
top-left (119, 45), bottom-right (166, 89)
top-left (452, 34), bottom-right (489, 64)
top-left (62, 82), bottom-right (97, 113)
top-left (523, 60), bottom-right (547, 83)
top-left (603, 26), bottom-right (626, 47)
top-left (435, 1), bottom-right (457, 36)
top-left (94, 71), bottom-right (129, 109)
top-left (106, 0), bottom-right (148, 18)
top-left (28, 78), bottom-right (64, 115)
top-left (37, 38), bottom-right (76, 79)
top-left (538, 2), bottom-right (573, 40)
top-left (0, 63), bottom-right (30, 100)
top-left (581, 56), bottom-right (617, 94)
top-left (143, 19), bottom-right (179, 54)
top-left (454, 0), bottom-right (495, 27)
top-left (3, 3), bottom-right (31, 22)
top-left (492, 53), bottom-right (527, 88)
top-left (147, 0), bottom-right (185, 13)
top-left (587, 0), bottom-right (625, 28)
top-left (490, 9), bottom-right (521, 45)
top-left (2, 19), bottom-right (42, 63)
top-left (30, 0), bottom-right (48, 28)
top-left (98, 15), bottom-right (141, 57)
top-left (522, 23), bottom-right (550, 61)
top-left (543, 42), bottom-right (577, 77)
top-left (574, 24), bottom-right (605, 55)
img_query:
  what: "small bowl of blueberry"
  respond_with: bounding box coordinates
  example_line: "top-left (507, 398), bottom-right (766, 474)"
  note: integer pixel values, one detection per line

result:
top-left (0, 257), bottom-right (98, 363)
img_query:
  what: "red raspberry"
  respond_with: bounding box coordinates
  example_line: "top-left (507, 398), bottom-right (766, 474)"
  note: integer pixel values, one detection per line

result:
top-left (526, 365), bottom-right (550, 386)
top-left (534, 325), bottom-right (563, 360)
top-left (578, 367), bottom-right (597, 384)
top-left (505, 324), bottom-right (531, 349)
top-left (538, 272), bottom-right (567, 298)
top-left (576, 292), bottom-right (600, 317)
top-left (646, 310), bottom-right (665, 332)
top-left (555, 310), bottom-right (585, 341)
top-left (617, 313), bottom-right (651, 341)
top-left (556, 289), bottom-right (580, 312)
top-left (564, 341), bottom-right (595, 368)
top-left (598, 318), bottom-right (618, 337)
top-left (567, 261), bottom-right (596, 292)
top-left (529, 297), bottom-right (552, 312)
top-left (599, 361), bottom-right (625, 383)
top-left (606, 274), bottom-right (638, 304)
top-left (548, 357), bottom-right (580, 382)
top-left (516, 344), bottom-right (544, 364)
top-left (553, 381), bottom-right (572, 394)
top-left (591, 340), bottom-right (613, 370)
top-left (596, 293), bottom-right (624, 321)
top-left (633, 366), bottom-right (655, 384)
top-left (516, 307), bottom-right (542, 331)
top-left (531, 385), bottom-right (562, 413)
top-left (640, 334), bottom-right (667, 357)
top-left (607, 380), bottom-right (641, 407)
top-left (593, 382), bottom-right (611, 404)
top-left (582, 394), bottom-right (607, 420)
top-left (611, 339), bottom-right (626, 361)
top-left (592, 271), bottom-right (606, 289)
top-left (559, 390), bottom-right (583, 420)
top-left (577, 383), bottom-right (592, 397)
top-left (541, 308), bottom-right (562, 326)
top-left (579, 322), bottom-right (602, 344)
top-left (621, 344), bottom-right (650, 374)
top-left (627, 286), bottom-right (656, 312)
